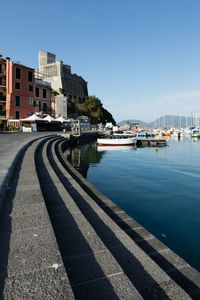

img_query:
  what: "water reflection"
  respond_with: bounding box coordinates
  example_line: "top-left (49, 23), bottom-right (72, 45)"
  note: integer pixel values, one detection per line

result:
top-left (191, 137), bottom-right (200, 143)
top-left (64, 142), bottom-right (105, 178)
top-left (66, 137), bottom-right (200, 271)
top-left (97, 145), bottom-right (137, 152)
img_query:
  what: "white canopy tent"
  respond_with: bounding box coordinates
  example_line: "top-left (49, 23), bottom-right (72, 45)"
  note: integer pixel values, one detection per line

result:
top-left (43, 115), bottom-right (58, 122)
top-left (20, 114), bottom-right (45, 132)
top-left (56, 116), bottom-right (68, 123)
top-left (66, 118), bottom-right (74, 122)
top-left (20, 114), bottom-right (44, 121)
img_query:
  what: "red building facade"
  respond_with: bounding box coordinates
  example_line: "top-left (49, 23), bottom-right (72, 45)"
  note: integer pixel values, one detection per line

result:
top-left (6, 58), bottom-right (51, 122)
top-left (0, 56), bottom-right (7, 130)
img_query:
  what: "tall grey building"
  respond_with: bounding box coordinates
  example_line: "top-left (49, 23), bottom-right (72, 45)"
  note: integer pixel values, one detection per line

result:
top-left (36, 51), bottom-right (88, 102)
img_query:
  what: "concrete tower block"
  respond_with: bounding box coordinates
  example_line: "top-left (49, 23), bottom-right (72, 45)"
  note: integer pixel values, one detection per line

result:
top-left (39, 51), bottom-right (56, 66)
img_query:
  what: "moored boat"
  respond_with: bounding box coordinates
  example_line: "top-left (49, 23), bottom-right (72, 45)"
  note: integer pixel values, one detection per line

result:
top-left (97, 136), bottom-right (137, 146)
top-left (191, 129), bottom-right (200, 138)
top-left (161, 131), bottom-right (171, 137)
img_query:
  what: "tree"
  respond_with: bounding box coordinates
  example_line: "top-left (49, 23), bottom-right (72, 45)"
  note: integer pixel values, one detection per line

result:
top-left (102, 108), bottom-right (116, 125)
top-left (58, 88), bottom-right (65, 95)
top-left (67, 95), bottom-right (116, 125)
top-left (51, 90), bottom-right (59, 96)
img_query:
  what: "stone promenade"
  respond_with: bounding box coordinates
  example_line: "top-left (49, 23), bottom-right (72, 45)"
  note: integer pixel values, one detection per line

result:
top-left (0, 133), bottom-right (200, 299)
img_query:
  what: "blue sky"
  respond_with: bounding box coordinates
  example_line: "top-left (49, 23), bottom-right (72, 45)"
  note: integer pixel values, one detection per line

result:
top-left (2, 0), bottom-right (200, 122)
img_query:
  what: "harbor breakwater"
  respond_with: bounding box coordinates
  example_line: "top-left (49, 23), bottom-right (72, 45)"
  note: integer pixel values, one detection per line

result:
top-left (0, 132), bottom-right (200, 299)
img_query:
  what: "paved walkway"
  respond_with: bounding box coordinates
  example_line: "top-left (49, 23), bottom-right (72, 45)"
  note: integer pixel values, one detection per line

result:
top-left (0, 132), bottom-right (57, 202)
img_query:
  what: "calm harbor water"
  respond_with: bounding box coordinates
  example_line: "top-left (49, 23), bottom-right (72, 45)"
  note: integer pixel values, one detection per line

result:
top-left (67, 136), bottom-right (200, 271)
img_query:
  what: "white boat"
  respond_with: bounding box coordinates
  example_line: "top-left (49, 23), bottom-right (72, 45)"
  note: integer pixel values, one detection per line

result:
top-left (171, 130), bottom-right (184, 138)
top-left (97, 136), bottom-right (137, 146)
top-left (191, 129), bottom-right (200, 138)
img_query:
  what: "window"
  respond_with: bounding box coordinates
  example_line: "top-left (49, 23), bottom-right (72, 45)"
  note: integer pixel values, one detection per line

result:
top-left (15, 96), bottom-right (20, 107)
top-left (15, 111), bottom-right (20, 119)
top-left (0, 64), bottom-right (2, 73)
top-left (15, 82), bottom-right (20, 89)
top-left (28, 71), bottom-right (33, 82)
top-left (35, 87), bottom-right (39, 97)
top-left (16, 68), bottom-right (21, 80)
top-left (34, 100), bottom-right (39, 107)
top-left (43, 103), bottom-right (47, 111)
top-left (43, 89), bottom-right (47, 99)
top-left (29, 85), bottom-right (33, 92)
top-left (29, 97), bottom-right (33, 105)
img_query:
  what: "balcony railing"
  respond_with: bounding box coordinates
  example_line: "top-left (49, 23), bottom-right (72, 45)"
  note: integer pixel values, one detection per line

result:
top-left (0, 95), bottom-right (6, 101)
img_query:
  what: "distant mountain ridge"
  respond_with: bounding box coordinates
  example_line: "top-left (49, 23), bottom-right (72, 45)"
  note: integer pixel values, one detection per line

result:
top-left (118, 115), bottom-right (199, 128)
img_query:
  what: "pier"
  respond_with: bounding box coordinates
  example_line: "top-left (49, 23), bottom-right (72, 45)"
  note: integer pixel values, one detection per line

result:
top-left (0, 132), bottom-right (199, 299)
top-left (137, 138), bottom-right (167, 147)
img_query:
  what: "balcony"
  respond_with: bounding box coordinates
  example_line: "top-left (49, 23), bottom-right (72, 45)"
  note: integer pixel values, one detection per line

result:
top-left (0, 95), bottom-right (6, 102)
top-left (0, 71), bottom-right (6, 76)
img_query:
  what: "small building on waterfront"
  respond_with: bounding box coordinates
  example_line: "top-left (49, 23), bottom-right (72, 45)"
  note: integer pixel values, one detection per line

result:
top-left (55, 94), bottom-right (67, 119)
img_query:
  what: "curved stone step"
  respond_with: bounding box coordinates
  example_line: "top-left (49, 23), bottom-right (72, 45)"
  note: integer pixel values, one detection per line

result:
top-left (55, 137), bottom-right (200, 299)
top-left (37, 137), bottom-right (192, 299)
top-left (36, 136), bottom-right (143, 299)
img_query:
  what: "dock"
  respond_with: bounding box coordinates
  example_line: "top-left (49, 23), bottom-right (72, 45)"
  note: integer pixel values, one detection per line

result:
top-left (97, 133), bottom-right (168, 148)
top-left (137, 138), bottom-right (167, 147)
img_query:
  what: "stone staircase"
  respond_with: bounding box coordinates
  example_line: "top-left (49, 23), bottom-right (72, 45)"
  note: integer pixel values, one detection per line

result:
top-left (0, 135), bottom-right (200, 299)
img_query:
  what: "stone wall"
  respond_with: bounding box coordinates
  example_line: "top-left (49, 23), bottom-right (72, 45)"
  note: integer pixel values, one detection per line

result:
top-left (37, 51), bottom-right (88, 101)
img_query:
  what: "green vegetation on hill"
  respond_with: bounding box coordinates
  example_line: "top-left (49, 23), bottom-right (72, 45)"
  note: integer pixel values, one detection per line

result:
top-left (68, 95), bottom-right (116, 125)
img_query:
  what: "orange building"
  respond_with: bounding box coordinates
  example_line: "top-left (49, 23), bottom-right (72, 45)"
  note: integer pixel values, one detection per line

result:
top-left (6, 57), bottom-right (51, 125)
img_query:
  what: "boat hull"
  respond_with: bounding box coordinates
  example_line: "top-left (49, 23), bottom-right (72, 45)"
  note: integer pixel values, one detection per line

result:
top-left (97, 138), bottom-right (137, 146)
top-left (162, 132), bottom-right (171, 137)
